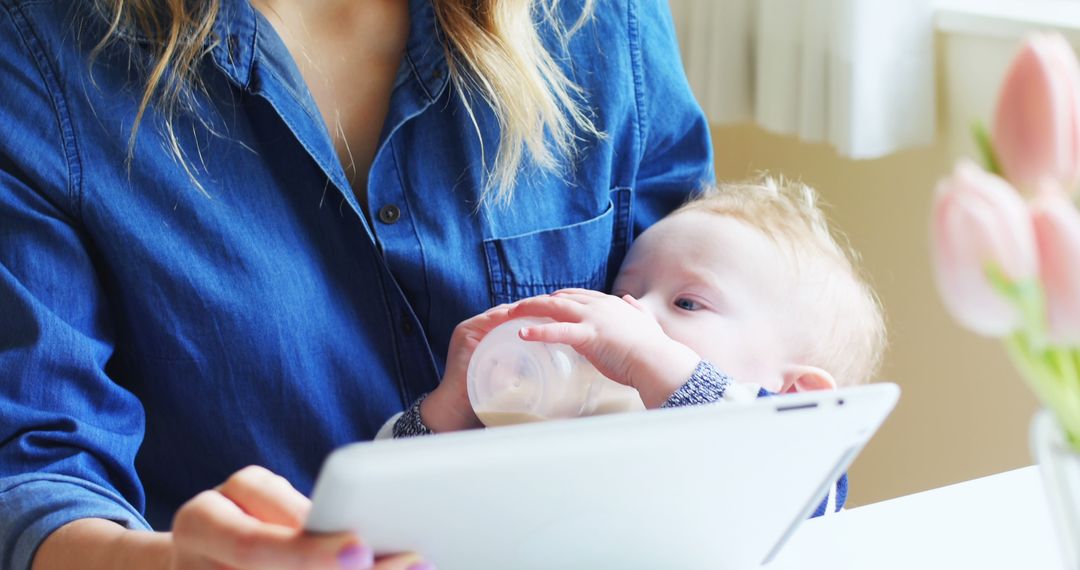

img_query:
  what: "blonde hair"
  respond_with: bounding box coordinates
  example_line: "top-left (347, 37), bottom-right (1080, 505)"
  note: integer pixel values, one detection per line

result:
top-left (676, 176), bottom-right (887, 387)
top-left (89, 0), bottom-right (600, 203)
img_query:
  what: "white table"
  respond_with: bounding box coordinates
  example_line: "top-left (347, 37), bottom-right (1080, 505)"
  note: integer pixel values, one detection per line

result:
top-left (765, 466), bottom-right (1068, 569)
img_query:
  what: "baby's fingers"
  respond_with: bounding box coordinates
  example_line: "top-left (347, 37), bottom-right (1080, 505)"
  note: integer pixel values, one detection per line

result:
top-left (472, 303), bottom-right (516, 329)
top-left (483, 302), bottom-right (515, 316)
top-left (552, 290), bottom-right (635, 312)
top-left (508, 295), bottom-right (587, 323)
top-left (621, 294), bottom-right (650, 313)
top-left (519, 321), bottom-right (593, 347)
top-left (453, 304), bottom-right (515, 344)
top-left (461, 303), bottom-right (512, 326)
top-left (550, 288), bottom-right (607, 299)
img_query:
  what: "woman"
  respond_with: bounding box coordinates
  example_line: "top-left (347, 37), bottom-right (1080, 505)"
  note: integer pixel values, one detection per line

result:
top-left (0, 0), bottom-right (713, 568)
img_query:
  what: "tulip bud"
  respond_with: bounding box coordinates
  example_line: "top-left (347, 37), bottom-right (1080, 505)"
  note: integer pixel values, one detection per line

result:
top-left (932, 160), bottom-right (1039, 336)
top-left (1031, 181), bottom-right (1080, 343)
top-left (993, 33), bottom-right (1080, 194)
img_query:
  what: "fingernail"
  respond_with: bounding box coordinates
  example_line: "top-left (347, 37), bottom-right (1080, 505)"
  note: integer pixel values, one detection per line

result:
top-left (337, 544), bottom-right (374, 569)
top-left (407, 562), bottom-right (436, 570)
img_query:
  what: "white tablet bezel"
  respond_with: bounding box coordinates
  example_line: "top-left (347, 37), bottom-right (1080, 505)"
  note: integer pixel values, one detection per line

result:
top-left (307, 383), bottom-right (899, 570)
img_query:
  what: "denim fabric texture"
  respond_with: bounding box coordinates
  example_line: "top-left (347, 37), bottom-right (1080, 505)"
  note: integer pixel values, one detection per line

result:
top-left (0, 0), bottom-right (713, 567)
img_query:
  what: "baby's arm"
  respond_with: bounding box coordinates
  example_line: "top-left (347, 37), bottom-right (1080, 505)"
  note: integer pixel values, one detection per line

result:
top-left (660, 360), bottom-right (766, 407)
top-left (377, 396), bottom-right (432, 438)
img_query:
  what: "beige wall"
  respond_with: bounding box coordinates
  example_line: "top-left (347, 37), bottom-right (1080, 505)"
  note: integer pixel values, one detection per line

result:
top-left (710, 123), bottom-right (1040, 507)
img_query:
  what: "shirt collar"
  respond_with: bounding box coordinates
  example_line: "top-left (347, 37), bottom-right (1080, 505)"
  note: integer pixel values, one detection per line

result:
top-left (404, 0), bottom-right (450, 102)
top-left (209, 0), bottom-right (258, 90)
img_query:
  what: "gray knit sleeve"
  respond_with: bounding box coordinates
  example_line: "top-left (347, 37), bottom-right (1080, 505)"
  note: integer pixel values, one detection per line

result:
top-left (660, 360), bottom-right (732, 408)
top-left (392, 394), bottom-right (435, 438)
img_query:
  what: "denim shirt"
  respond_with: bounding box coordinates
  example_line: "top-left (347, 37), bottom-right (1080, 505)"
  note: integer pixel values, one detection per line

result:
top-left (0, 0), bottom-right (712, 566)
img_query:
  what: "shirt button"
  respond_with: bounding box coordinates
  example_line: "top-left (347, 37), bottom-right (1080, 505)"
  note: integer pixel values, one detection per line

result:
top-left (401, 318), bottom-right (415, 335)
top-left (378, 204), bottom-right (401, 224)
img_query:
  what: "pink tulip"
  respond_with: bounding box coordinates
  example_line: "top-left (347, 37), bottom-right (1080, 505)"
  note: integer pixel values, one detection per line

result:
top-left (1031, 181), bottom-right (1080, 343)
top-left (993, 33), bottom-right (1080, 194)
top-left (932, 160), bottom-right (1039, 336)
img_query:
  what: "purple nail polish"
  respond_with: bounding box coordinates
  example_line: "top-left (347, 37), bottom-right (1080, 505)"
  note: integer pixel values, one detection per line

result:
top-left (406, 562), bottom-right (436, 570)
top-left (337, 544), bottom-right (374, 570)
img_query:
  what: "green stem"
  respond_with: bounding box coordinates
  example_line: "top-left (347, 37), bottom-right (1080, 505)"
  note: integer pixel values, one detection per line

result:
top-left (1051, 348), bottom-right (1075, 391)
top-left (1005, 334), bottom-right (1057, 406)
top-left (972, 121), bottom-right (1003, 177)
top-left (1009, 338), bottom-right (1080, 453)
top-left (985, 265), bottom-right (1080, 452)
top-left (1064, 347), bottom-right (1080, 448)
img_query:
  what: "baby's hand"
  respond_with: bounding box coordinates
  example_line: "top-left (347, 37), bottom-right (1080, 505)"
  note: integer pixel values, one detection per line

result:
top-left (422, 304), bottom-right (515, 432)
top-left (508, 289), bottom-right (700, 408)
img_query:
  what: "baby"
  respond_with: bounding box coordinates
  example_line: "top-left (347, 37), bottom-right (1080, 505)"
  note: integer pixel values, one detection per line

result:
top-left (385, 176), bottom-right (886, 513)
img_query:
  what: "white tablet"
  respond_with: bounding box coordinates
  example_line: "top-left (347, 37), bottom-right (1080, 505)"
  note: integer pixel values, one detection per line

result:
top-left (306, 383), bottom-right (899, 570)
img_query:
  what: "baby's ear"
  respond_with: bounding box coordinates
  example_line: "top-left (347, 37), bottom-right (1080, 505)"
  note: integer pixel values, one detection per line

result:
top-left (780, 365), bottom-right (837, 393)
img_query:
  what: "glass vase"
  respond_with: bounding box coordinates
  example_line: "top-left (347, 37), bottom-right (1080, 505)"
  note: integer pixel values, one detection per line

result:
top-left (1031, 409), bottom-right (1080, 569)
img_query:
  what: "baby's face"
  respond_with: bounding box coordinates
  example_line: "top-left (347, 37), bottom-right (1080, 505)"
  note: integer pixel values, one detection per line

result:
top-left (612, 211), bottom-right (801, 392)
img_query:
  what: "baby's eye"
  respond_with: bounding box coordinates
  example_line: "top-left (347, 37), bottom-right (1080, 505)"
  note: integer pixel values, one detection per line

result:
top-left (674, 298), bottom-right (701, 311)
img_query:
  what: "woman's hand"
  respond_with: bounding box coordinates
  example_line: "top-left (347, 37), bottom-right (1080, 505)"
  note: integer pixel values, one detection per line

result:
top-left (508, 289), bottom-right (700, 408)
top-left (169, 465), bottom-right (434, 570)
top-left (34, 466), bottom-right (433, 570)
top-left (421, 304), bottom-right (515, 432)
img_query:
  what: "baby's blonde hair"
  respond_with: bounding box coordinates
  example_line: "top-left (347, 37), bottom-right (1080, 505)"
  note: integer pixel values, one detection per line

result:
top-left (675, 176), bottom-right (886, 387)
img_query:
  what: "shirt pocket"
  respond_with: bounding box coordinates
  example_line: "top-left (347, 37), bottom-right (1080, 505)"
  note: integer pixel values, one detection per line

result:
top-left (483, 187), bottom-right (634, 305)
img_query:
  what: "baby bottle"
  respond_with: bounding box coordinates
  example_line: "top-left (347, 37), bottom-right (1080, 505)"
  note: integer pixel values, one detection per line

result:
top-left (467, 317), bottom-right (645, 428)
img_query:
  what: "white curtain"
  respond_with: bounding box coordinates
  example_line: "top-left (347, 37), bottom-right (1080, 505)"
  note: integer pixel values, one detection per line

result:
top-left (669, 0), bottom-right (937, 159)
